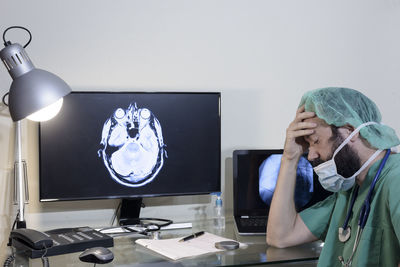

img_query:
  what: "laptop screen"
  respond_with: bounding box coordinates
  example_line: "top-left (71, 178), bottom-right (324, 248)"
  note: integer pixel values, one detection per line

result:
top-left (233, 149), bottom-right (332, 218)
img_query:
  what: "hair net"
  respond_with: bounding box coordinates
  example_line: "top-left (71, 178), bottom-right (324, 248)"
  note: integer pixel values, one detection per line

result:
top-left (299, 87), bottom-right (400, 150)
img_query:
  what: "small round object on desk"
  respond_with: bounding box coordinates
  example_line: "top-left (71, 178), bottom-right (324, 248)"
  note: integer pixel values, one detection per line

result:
top-left (215, 241), bottom-right (239, 250)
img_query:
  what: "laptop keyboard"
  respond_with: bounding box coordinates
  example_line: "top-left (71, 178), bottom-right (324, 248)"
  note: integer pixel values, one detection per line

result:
top-left (240, 217), bottom-right (267, 227)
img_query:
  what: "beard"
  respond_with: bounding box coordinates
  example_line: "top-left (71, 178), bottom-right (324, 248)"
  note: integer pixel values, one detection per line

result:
top-left (310, 131), bottom-right (361, 178)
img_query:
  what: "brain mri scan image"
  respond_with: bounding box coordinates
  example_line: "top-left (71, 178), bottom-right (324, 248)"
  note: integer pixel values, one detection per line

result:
top-left (98, 102), bottom-right (167, 187)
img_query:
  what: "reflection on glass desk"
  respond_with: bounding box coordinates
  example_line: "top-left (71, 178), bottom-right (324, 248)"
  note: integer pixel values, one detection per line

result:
top-left (19, 218), bottom-right (321, 267)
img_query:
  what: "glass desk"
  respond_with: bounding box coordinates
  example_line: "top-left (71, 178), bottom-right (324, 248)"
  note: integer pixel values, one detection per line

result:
top-left (15, 219), bottom-right (322, 266)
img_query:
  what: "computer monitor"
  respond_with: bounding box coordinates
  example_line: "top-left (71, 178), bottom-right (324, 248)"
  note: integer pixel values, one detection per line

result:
top-left (233, 149), bottom-right (332, 231)
top-left (39, 92), bottom-right (221, 223)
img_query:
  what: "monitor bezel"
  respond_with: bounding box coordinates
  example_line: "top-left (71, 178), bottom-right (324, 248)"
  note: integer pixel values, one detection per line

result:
top-left (38, 91), bottom-right (222, 202)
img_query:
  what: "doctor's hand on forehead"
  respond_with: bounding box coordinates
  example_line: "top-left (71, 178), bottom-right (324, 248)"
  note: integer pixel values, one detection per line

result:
top-left (283, 105), bottom-right (317, 162)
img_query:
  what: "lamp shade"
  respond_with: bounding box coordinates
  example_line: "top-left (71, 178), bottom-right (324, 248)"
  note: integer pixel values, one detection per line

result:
top-left (0, 42), bottom-right (71, 121)
top-left (8, 68), bottom-right (71, 121)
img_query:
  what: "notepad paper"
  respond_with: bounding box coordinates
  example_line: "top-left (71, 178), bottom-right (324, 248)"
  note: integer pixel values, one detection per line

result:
top-left (135, 232), bottom-right (241, 260)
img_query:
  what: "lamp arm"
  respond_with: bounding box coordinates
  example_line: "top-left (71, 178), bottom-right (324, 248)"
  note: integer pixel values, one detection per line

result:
top-left (14, 121), bottom-right (28, 228)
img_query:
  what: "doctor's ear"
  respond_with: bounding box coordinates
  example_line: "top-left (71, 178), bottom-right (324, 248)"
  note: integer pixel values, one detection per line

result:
top-left (340, 125), bottom-right (358, 140)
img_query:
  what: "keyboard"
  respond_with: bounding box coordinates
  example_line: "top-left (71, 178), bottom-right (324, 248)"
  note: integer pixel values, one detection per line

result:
top-left (239, 217), bottom-right (267, 227)
top-left (235, 216), bottom-right (267, 235)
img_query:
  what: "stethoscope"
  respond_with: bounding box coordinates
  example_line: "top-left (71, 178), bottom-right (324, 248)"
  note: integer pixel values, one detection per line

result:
top-left (98, 217), bottom-right (173, 236)
top-left (338, 149), bottom-right (391, 267)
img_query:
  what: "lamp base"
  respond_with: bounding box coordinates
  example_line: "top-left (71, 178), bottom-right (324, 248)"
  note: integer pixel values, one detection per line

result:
top-left (16, 220), bottom-right (26, 229)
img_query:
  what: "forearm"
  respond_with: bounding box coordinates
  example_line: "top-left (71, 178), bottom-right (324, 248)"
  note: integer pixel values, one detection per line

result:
top-left (266, 156), bottom-right (299, 247)
top-left (266, 106), bottom-right (318, 247)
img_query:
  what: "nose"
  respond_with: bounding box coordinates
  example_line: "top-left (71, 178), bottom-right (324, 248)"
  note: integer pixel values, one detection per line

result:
top-left (307, 148), bottom-right (319, 162)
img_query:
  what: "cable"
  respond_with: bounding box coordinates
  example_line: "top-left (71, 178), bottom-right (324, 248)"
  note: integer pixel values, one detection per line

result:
top-left (7, 211), bottom-right (20, 247)
top-left (40, 245), bottom-right (49, 267)
top-left (110, 201), bottom-right (122, 226)
top-left (2, 26), bottom-right (32, 110)
top-left (41, 257), bottom-right (49, 267)
top-left (2, 26), bottom-right (32, 48)
top-left (2, 92), bottom-right (8, 106)
top-left (3, 255), bottom-right (14, 267)
top-left (5, 213), bottom-right (18, 267)
top-left (11, 211), bottom-right (19, 231)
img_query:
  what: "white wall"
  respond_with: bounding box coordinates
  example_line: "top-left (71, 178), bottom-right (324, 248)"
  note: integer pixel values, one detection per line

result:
top-left (1, 0), bottom-right (400, 261)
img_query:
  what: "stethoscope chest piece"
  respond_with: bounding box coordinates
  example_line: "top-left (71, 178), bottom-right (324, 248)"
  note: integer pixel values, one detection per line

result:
top-left (338, 226), bottom-right (351, 242)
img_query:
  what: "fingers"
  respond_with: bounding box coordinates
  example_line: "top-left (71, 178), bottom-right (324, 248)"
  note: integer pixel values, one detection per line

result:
top-left (289, 106), bottom-right (317, 134)
top-left (289, 121), bottom-right (316, 132)
top-left (283, 106), bottom-right (317, 160)
top-left (295, 106), bottom-right (315, 123)
top-left (287, 128), bottom-right (315, 139)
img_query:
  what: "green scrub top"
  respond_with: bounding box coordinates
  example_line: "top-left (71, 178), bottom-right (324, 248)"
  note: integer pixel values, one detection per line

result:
top-left (300, 153), bottom-right (400, 266)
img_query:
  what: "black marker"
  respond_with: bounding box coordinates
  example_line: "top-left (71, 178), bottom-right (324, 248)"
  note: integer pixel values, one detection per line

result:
top-left (178, 231), bottom-right (205, 242)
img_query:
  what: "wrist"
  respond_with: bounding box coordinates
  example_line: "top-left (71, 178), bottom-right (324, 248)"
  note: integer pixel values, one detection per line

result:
top-left (281, 153), bottom-right (301, 169)
top-left (281, 152), bottom-right (302, 162)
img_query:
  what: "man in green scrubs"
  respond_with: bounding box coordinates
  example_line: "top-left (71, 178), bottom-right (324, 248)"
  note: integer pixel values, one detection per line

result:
top-left (267, 87), bottom-right (400, 266)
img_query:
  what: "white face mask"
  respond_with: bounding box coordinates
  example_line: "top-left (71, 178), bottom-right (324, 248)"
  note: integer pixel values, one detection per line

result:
top-left (313, 122), bottom-right (382, 192)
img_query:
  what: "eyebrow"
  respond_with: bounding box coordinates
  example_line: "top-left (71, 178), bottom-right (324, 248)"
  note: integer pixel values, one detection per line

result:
top-left (303, 135), bottom-right (312, 143)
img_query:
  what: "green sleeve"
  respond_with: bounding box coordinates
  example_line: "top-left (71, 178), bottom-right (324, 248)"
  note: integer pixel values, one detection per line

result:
top-left (388, 173), bottom-right (400, 245)
top-left (299, 193), bottom-right (337, 241)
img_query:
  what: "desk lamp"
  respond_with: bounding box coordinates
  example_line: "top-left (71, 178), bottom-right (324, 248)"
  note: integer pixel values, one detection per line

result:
top-left (0, 26), bottom-right (71, 228)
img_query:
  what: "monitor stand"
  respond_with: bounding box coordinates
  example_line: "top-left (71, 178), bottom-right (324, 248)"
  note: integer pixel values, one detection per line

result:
top-left (118, 198), bottom-right (143, 225)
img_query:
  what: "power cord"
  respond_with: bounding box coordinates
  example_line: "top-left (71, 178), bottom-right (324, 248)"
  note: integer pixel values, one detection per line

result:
top-left (11, 211), bottom-right (19, 230)
top-left (2, 93), bottom-right (8, 106)
top-left (2, 26), bottom-right (32, 48)
top-left (110, 201), bottom-right (122, 226)
top-left (7, 211), bottom-right (20, 247)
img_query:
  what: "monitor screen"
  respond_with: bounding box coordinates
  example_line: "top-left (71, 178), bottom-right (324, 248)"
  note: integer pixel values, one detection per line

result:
top-left (233, 149), bottom-right (332, 217)
top-left (39, 92), bottom-right (221, 201)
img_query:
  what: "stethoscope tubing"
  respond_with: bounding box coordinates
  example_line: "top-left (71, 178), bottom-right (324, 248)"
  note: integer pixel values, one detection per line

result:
top-left (342, 186), bottom-right (359, 230)
top-left (358, 149), bottom-right (391, 229)
top-left (341, 149), bottom-right (391, 231)
top-left (338, 149), bottom-right (391, 267)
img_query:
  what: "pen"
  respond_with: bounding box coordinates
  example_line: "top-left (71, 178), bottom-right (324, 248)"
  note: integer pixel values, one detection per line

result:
top-left (178, 231), bottom-right (205, 242)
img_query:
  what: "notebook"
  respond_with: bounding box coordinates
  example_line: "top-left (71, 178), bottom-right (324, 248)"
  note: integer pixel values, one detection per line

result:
top-left (136, 232), bottom-right (244, 260)
top-left (233, 149), bottom-right (332, 235)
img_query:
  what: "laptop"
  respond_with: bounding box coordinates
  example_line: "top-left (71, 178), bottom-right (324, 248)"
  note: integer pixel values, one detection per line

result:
top-left (233, 149), bottom-right (332, 235)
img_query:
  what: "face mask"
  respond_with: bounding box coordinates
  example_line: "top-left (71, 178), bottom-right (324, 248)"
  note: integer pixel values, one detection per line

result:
top-left (313, 122), bottom-right (383, 192)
